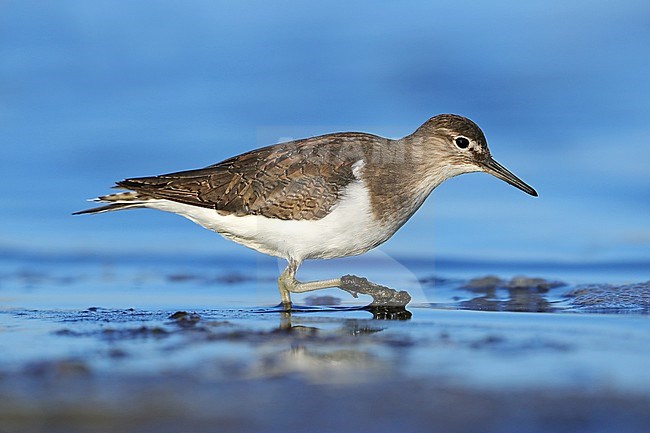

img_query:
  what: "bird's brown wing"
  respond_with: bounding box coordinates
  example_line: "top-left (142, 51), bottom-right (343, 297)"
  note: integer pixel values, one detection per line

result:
top-left (117, 133), bottom-right (375, 221)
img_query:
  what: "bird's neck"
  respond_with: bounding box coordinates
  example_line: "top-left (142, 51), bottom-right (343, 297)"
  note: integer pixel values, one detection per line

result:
top-left (362, 138), bottom-right (451, 228)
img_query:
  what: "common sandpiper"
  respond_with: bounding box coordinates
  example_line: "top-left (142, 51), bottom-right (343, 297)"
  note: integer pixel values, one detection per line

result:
top-left (75, 114), bottom-right (537, 307)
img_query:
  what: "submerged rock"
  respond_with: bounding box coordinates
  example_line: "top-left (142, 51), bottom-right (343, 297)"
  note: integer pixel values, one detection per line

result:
top-left (507, 276), bottom-right (565, 291)
top-left (458, 275), bottom-right (566, 313)
top-left (463, 275), bottom-right (565, 292)
top-left (564, 282), bottom-right (650, 313)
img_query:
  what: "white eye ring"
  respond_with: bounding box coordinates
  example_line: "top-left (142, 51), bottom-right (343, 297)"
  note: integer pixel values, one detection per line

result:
top-left (455, 136), bottom-right (470, 149)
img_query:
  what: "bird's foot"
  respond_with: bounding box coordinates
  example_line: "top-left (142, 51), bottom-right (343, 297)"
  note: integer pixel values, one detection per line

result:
top-left (339, 275), bottom-right (411, 308)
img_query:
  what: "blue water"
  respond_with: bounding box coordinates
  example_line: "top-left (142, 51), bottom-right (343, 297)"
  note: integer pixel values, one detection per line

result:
top-left (1, 0), bottom-right (649, 264)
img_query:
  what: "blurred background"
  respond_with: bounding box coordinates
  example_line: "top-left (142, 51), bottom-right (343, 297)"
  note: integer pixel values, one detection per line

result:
top-left (1, 0), bottom-right (649, 265)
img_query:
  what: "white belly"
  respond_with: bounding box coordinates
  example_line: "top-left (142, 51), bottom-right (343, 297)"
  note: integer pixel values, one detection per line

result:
top-left (144, 180), bottom-right (389, 262)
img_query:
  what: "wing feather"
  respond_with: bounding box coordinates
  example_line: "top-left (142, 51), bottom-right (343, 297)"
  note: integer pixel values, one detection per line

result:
top-left (116, 133), bottom-right (380, 220)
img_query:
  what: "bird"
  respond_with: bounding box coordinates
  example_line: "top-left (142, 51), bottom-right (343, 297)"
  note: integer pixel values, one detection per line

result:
top-left (75, 114), bottom-right (537, 307)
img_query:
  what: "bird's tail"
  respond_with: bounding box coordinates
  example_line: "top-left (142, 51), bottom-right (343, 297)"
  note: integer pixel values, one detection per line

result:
top-left (73, 191), bottom-right (147, 215)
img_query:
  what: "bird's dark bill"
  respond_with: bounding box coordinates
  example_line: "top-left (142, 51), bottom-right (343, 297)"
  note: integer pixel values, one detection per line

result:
top-left (482, 158), bottom-right (538, 197)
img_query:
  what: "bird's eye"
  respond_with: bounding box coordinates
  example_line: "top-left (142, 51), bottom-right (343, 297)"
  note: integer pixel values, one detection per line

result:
top-left (455, 137), bottom-right (470, 149)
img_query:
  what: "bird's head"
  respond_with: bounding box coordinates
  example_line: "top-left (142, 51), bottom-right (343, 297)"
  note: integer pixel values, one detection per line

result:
top-left (411, 114), bottom-right (537, 197)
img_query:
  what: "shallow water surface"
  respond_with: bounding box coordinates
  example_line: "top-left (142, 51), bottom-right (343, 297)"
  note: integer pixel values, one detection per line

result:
top-left (1, 253), bottom-right (649, 432)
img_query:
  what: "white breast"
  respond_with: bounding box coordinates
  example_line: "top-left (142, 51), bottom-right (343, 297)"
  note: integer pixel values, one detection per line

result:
top-left (144, 179), bottom-right (389, 262)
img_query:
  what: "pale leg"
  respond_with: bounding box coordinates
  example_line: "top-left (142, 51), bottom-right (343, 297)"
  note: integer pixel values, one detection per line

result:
top-left (277, 259), bottom-right (411, 310)
top-left (277, 260), bottom-right (341, 308)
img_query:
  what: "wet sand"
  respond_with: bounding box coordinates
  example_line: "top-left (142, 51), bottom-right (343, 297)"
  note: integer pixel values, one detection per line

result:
top-left (1, 254), bottom-right (649, 433)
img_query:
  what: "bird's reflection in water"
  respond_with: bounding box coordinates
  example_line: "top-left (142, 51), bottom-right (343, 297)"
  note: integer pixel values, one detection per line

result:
top-left (167, 309), bottom-right (408, 383)
top-left (251, 311), bottom-right (393, 383)
top-left (250, 343), bottom-right (387, 383)
top-left (276, 310), bottom-right (400, 332)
